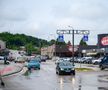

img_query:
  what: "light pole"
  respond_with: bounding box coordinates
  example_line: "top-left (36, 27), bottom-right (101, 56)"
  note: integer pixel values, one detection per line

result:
top-left (68, 26), bottom-right (75, 65)
top-left (0, 71), bottom-right (5, 86)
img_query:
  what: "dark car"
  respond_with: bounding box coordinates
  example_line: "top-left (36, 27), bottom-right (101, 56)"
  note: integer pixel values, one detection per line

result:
top-left (99, 55), bottom-right (108, 70)
top-left (56, 61), bottom-right (75, 75)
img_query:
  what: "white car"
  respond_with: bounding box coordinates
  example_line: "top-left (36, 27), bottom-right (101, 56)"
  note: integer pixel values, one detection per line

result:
top-left (92, 57), bottom-right (103, 65)
top-left (0, 56), bottom-right (4, 60)
top-left (14, 56), bottom-right (26, 63)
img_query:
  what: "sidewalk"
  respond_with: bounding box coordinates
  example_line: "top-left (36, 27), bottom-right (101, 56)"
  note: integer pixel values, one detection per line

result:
top-left (0, 62), bottom-right (23, 77)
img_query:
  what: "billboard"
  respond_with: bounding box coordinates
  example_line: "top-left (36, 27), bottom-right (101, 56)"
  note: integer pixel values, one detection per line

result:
top-left (98, 34), bottom-right (108, 48)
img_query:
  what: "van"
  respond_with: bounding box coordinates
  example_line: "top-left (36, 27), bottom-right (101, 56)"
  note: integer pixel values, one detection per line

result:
top-left (99, 55), bottom-right (108, 70)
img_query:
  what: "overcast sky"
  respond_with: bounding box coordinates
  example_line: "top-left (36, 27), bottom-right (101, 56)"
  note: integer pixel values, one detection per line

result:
top-left (0, 0), bottom-right (108, 45)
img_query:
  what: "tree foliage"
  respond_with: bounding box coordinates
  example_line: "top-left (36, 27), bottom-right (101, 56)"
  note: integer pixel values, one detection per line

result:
top-left (0, 32), bottom-right (49, 50)
top-left (79, 38), bottom-right (88, 46)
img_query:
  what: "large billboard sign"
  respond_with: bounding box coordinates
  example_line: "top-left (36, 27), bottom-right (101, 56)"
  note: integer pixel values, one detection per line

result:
top-left (98, 34), bottom-right (108, 48)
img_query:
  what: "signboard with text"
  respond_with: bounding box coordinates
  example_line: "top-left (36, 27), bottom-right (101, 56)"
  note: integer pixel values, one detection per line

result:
top-left (98, 34), bottom-right (108, 48)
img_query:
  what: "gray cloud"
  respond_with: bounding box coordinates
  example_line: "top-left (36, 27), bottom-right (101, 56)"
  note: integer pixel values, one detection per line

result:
top-left (0, 0), bottom-right (108, 45)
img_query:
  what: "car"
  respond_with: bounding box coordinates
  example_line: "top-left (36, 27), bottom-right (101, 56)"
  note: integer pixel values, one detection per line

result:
top-left (0, 56), bottom-right (10, 65)
top-left (55, 58), bottom-right (66, 64)
top-left (14, 56), bottom-right (26, 63)
top-left (92, 57), bottom-right (103, 65)
top-left (99, 56), bottom-right (108, 70)
top-left (27, 59), bottom-right (40, 70)
top-left (41, 55), bottom-right (47, 62)
top-left (84, 58), bottom-right (93, 64)
top-left (56, 61), bottom-right (75, 75)
top-left (0, 56), bottom-right (4, 60)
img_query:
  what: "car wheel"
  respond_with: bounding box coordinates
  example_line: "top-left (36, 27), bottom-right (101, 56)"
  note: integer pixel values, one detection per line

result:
top-left (56, 71), bottom-right (58, 74)
top-left (6, 62), bottom-right (10, 65)
top-left (28, 67), bottom-right (31, 71)
top-left (38, 67), bottom-right (40, 70)
top-left (100, 66), bottom-right (104, 70)
top-left (58, 71), bottom-right (61, 75)
top-left (95, 62), bottom-right (98, 65)
top-left (72, 70), bottom-right (75, 75)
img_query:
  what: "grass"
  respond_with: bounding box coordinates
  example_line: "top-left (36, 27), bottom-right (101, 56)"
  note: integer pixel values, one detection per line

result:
top-left (75, 68), bottom-right (94, 71)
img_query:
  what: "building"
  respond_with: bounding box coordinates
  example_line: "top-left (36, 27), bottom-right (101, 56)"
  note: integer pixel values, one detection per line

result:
top-left (41, 44), bottom-right (78, 58)
top-left (78, 45), bottom-right (98, 56)
top-left (0, 40), bottom-right (6, 50)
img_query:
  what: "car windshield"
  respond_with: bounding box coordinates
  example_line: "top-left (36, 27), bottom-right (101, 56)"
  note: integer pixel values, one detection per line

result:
top-left (59, 62), bottom-right (72, 66)
top-left (30, 60), bottom-right (39, 63)
top-left (103, 56), bottom-right (108, 61)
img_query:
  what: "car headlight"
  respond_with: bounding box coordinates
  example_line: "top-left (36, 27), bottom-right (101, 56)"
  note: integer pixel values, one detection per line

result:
top-left (71, 68), bottom-right (75, 70)
top-left (60, 68), bottom-right (64, 70)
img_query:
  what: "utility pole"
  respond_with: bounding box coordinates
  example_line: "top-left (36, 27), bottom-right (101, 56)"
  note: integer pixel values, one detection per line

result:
top-left (57, 28), bottom-right (90, 65)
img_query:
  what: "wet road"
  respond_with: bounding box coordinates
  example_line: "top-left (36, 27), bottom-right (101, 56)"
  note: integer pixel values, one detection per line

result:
top-left (1, 61), bottom-right (108, 90)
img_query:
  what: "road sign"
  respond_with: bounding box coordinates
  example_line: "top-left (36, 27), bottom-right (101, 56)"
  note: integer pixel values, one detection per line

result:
top-left (83, 35), bottom-right (88, 41)
top-left (58, 34), bottom-right (64, 42)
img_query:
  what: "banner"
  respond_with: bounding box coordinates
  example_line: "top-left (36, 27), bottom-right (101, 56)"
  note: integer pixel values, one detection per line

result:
top-left (98, 34), bottom-right (108, 48)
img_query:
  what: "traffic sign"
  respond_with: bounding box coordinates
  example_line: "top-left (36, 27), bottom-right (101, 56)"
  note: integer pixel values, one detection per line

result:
top-left (83, 35), bottom-right (88, 41)
top-left (58, 34), bottom-right (64, 42)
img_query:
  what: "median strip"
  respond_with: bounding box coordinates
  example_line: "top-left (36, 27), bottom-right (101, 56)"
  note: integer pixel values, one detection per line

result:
top-left (75, 68), bottom-right (94, 71)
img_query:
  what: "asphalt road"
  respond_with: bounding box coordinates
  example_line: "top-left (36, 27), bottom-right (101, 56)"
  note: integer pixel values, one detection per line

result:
top-left (1, 61), bottom-right (108, 90)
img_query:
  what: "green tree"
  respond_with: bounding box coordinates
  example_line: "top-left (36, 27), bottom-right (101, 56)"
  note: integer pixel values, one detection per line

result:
top-left (25, 43), bottom-right (34, 55)
top-left (67, 41), bottom-right (71, 45)
top-left (79, 38), bottom-right (88, 46)
top-left (0, 32), bottom-right (49, 50)
top-left (49, 39), bottom-right (56, 45)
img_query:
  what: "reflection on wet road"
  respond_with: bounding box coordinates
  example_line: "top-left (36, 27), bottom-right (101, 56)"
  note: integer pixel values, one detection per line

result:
top-left (2, 61), bottom-right (108, 90)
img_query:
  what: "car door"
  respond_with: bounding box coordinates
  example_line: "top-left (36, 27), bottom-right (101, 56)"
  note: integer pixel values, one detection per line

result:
top-left (103, 56), bottom-right (108, 68)
top-left (105, 57), bottom-right (108, 68)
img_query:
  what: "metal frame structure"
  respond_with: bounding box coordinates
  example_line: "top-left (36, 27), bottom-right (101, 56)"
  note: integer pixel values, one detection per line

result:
top-left (56, 29), bottom-right (90, 65)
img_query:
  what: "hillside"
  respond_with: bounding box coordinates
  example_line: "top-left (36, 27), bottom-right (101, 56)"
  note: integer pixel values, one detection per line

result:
top-left (0, 32), bottom-right (49, 50)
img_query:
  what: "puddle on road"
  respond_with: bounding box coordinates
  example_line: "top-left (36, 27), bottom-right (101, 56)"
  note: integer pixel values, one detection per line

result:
top-left (23, 69), bottom-right (40, 80)
top-left (57, 75), bottom-right (75, 84)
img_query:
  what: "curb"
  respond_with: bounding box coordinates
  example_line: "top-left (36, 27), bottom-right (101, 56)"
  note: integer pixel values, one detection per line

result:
top-left (1, 65), bottom-right (23, 77)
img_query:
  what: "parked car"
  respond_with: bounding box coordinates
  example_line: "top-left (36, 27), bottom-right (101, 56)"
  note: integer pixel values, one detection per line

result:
top-left (27, 59), bottom-right (40, 70)
top-left (0, 56), bottom-right (10, 64)
top-left (0, 56), bottom-right (4, 60)
top-left (92, 57), bottom-right (103, 65)
top-left (14, 56), bottom-right (26, 63)
top-left (56, 61), bottom-right (75, 75)
top-left (99, 56), bottom-right (108, 70)
top-left (41, 55), bottom-right (47, 62)
top-left (84, 58), bottom-right (93, 64)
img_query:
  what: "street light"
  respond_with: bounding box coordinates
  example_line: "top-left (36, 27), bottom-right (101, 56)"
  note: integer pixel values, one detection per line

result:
top-left (68, 26), bottom-right (75, 65)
